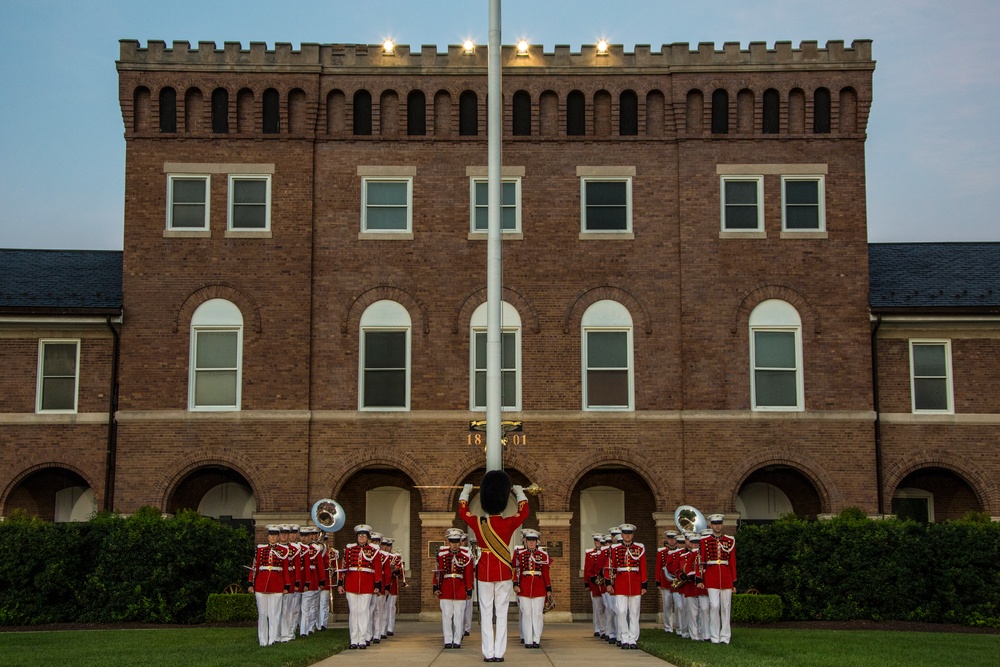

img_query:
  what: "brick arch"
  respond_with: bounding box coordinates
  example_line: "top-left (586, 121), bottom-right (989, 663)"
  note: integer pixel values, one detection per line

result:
top-left (324, 448), bottom-right (428, 503)
top-left (556, 447), bottom-right (670, 514)
top-left (157, 449), bottom-right (272, 513)
top-left (173, 283), bottom-right (263, 334)
top-left (451, 285), bottom-right (540, 334)
top-left (1, 462), bottom-right (103, 514)
top-left (720, 448), bottom-right (840, 515)
top-left (883, 449), bottom-right (996, 515)
top-left (731, 284), bottom-right (821, 335)
top-left (562, 285), bottom-right (652, 335)
top-left (341, 284), bottom-right (429, 335)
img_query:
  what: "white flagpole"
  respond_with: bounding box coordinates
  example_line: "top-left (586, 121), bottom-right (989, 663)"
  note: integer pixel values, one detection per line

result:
top-left (485, 0), bottom-right (503, 471)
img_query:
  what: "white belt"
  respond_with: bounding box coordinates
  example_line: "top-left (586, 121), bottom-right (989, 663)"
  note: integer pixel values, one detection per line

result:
top-left (616, 567), bottom-right (638, 572)
top-left (705, 560), bottom-right (729, 566)
top-left (352, 567), bottom-right (375, 574)
top-left (308, 565), bottom-right (317, 570)
top-left (443, 573), bottom-right (464, 578)
top-left (521, 572), bottom-right (542, 576)
top-left (260, 566), bottom-right (282, 571)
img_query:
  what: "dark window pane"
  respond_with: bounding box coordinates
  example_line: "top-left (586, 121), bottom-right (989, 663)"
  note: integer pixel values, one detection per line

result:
top-left (172, 204), bottom-right (206, 228)
top-left (364, 370), bottom-right (406, 407)
top-left (620, 90), bottom-right (638, 136)
top-left (587, 331), bottom-right (627, 367)
top-left (754, 370), bottom-right (797, 407)
top-left (196, 331), bottom-right (238, 368)
top-left (892, 497), bottom-right (929, 523)
top-left (459, 91), bottom-right (478, 136)
top-left (233, 205), bottom-right (266, 228)
top-left (586, 207), bottom-right (627, 230)
top-left (212, 88), bottom-right (229, 133)
top-left (234, 180), bottom-right (266, 204)
top-left (354, 90), bottom-right (372, 135)
top-left (513, 91), bottom-right (531, 136)
top-left (914, 378), bottom-right (948, 411)
top-left (43, 343), bottom-right (77, 376)
top-left (814, 88), bottom-right (831, 134)
top-left (711, 89), bottom-right (729, 134)
top-left (159, 87), bottom-right (176, 133)
top-left (763, 89), bottom-right (780, 134)
top-left (726, 181), bottom-right (757, 205)
top-left (262, 88), bottom-right (279, 134)
top-left (587, 370), bottom-right (629, 407)
top-left (475, 332), bottom-right (487, 368)
top-left (586, 181), bottom-right (627, 206)
top-left (567, 91), bottom-right (585, 136)
top-left (913, 344), bottom-right (947, 376)
top-left (365, 331), bottom-right (406, 368)
top-left (407, 91), bottom-right (426, 136)
top-left (786, 181), bottom-right (818, 205)
top-left (367, 182), bottom-right (407, 205)
top-left (785, 206), bottom-right (819, 230)
top-left (195, 370), bottom-right (237, 406)
top-left (41, 377), bottom-right (75, 410)
top-left (754, 331), bottom-right (795, 369)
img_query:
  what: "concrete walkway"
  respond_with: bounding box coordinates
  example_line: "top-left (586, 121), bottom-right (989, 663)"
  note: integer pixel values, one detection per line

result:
top-left (310, 621), bottom-right (674, 666)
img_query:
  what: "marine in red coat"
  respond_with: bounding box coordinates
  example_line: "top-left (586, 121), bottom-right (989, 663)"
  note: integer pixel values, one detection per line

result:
top-left (701, 514), bottom-right (737, 644)
top-left (338, 524), bottom-right (381, 649)
top-left (513, 529), bottom-right (551, 648)
top-left (606, 523), bottom-right (647, 649)
top-left (435, 528), bottom-right (474, 648)
top-left (248, 525), bottom-right (289, 646)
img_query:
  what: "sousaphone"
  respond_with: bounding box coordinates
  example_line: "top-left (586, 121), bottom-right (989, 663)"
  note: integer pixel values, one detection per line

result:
top-left (311, 498), bottom-right (347, 533)
top-left (674, 505), bottom-right (707, 535)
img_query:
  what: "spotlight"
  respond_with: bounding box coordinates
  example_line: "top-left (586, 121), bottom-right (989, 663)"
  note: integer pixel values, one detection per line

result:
top-left (597, 39), bottom-right (609, 55)
top-left (463, 39), bottom-right (476, 54)
top-left (382, 39), bottom-right (395, 55)
top-left (516, 39), bottom-right (529, 56)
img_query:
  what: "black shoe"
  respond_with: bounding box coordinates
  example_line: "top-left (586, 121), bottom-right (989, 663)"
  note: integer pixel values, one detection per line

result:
top-left (495, 659), bottom-right (504, 663)
top-left (631, 644), bottom-right (639, 650)
top-left (465, 631), bottom-right (470, 636)
top-left (349, 644), bottom-right (358, 650)
top-left (372, 638), bottom-right (380, 644)
top-left (359, 644), bottom-right (367, 649)
top-left (387, 631), bottom-right (394, 636)
top-left (594, 632), bottom-right (601, 637)
top-left (381, 634), bottom-right (387, 639)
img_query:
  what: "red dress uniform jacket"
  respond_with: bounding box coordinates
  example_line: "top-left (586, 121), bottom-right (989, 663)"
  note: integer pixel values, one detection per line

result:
top-left (513, 548), bottom-right (551, 598)
top-left (608, 542), bottom-right (647, 596)
top-left (302, 543), bottom-right (321, 591)
top-left (681, 549), bottom-right (706, 598)
top-left (583, 548), bottom-right (605, 597)
top-left (435, 547), bottom-right (473, 600)
top-left (378, 550), bottom-right (392, 595)
top-left (666, 547), bottom-right (685, 588)
top-left (341, 542), bottom-right (382, 594)
top-left (655, 547), bottom-right (669, 588)
top-left (388, 553), bottom-right (403, 595)
top-left (249, 543), bottom-right (291, 594)
top-left (700, 534), bottom-right (737, 590)
top-left (458, 497), bottom-right (530, 582)
top-left (286, 542), bottom-right (303, 592)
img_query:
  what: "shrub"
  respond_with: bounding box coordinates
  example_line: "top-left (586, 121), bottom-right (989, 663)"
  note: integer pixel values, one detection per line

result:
top-left (732, 593), bottom-right (782, 623)
top-left (205, 593), bottom-right (257, 622)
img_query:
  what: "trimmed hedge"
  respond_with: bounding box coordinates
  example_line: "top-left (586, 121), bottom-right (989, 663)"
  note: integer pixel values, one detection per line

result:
top-left (732, 593), bottom-right (782, 623)
top-left (0, 507), bottom-right (252, 625)
top-left (738, 509), bottom-right (1000, 627)
top-left (206, 593), bottom-right (257, 622)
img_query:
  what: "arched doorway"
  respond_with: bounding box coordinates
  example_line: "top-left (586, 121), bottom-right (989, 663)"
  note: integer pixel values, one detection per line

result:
top-left (168, 465), bottom-right (255, 532)
top-left (738, 465), bottom-right (822, 522)
top-left (4, 467), bottom-right (95, 522)
top-left (892, 467), bottom-right (982, 523)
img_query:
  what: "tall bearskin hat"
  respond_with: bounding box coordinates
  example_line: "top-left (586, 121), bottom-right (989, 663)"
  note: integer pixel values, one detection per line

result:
top-left (479, 469), bottom-right (512, 515)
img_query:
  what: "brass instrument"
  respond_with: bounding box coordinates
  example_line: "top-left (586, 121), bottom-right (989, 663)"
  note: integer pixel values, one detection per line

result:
top-left (311, 498), bottom-right (347, 533)
top-left (674, 505), bottom-right (707, 535)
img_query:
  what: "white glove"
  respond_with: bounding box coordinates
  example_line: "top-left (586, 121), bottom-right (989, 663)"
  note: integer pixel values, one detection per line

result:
top-left (460, 483), bottom-right (474, 503)
top-left (512, 484), bottom-right (527, 502)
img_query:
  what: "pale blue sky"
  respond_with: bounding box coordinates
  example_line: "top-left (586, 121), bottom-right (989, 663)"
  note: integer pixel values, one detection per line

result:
top-left (1, 0), bottom-right (997, 250)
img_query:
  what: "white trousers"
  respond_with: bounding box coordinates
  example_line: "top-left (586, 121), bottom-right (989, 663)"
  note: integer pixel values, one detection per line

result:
top-left (464, 594), bottom-right (473, 632)
top-left (299, 589), bottom-right (319, 636)
top-left (660, 587), bottom-right (676, 632)
top-left (477, 579), bottom-right (512, 659)
top-left (387, 594), bottom-right (398, 633)
top-left (614, 594), bottom-right (641, 644)
top-left (346, 592), bottom-right (372, 646)
top-left (602, 591), bottom-right (616, 638)
top-left (707, 587), bottom-right (733, 644)
top-left (687, 595), bottom-right (710, 641)
top-left (441, 598), bottom-right (466, 645)
top-left (366, 593), bottom-right (378, 641)
top-left (591, 594), bottom-right (606, 635)
top-left (280, 592), bottom-right (297, 641)
top-left (318, 589), bottom-right (330, 629)
top-left (672, 591), bottom-right (686, 636)
top-left (255, 592), bottom-right (282, 646)
top-left (518, 596), bottom-right (545, 645)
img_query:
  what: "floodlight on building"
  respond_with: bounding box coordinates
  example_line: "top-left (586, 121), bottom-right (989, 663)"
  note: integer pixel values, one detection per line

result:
top-left (597, 39), bottom-right (609, 55)
top-left (382, 39), bottom-right (395, 55)
top-left (516, 39), bottom-right (529, 56)
top-left (463, 39), bottom-right (476, 55)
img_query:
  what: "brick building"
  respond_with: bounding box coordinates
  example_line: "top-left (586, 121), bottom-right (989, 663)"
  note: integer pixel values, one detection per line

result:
top-left (2, 38), bottom-right (998, 619)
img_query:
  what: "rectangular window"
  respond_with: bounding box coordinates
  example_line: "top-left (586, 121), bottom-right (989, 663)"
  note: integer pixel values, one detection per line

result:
top-left (362, 178), bottom-right (412, 232)
top-left (192, 330), bottom-right (239, 409)
top-left (585, 330), bottom-right (630, 408)
top-left (37, 340), bottom-right (79, 413)
top-left (228, 175), bottom-right (271, 230)
top-left (473, 330), bottom-right (518, 409)
top-left (471, 179), bottom-right (520, 232)
top-left (910, 341), bottom-right (952, 413)
top-left (752, 330), bottom-right (799, 408)
top-left (167, 175), bottom-right (210, 229)
top-left (721, 176), bottom-right (763, 231)
top-left (782, 176), bottom-right (825, 231)
top-left (582, 179), bottom-right (631, 232)
top-left (363, 330), bottom-right (408, 408)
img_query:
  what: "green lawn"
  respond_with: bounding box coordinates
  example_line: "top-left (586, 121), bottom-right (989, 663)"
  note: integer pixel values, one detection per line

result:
top-left (1, 626), bottom-right (349, 667)
top-left (639, 627), bottom-right (1000, 667)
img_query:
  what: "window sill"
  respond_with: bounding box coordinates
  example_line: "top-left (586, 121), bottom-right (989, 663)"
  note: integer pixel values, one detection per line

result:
top-left (579, 232), bottom-right (635, 241)
top-left (780, 231), bottom-right (828, 239)
top-left (468, 232), bottom-right (523, 240)
top-left (164, 229), bottom-right (210, 238)
top-left (358, 232), bottom-right (415, 240)
top-left (719, 231), bottom-right (766, 239)
top-left (225, 230), bottom-right (272, 239)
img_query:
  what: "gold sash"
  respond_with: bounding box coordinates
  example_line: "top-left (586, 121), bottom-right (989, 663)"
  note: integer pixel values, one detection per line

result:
top-left (479, 517), bottom-right (512, 567)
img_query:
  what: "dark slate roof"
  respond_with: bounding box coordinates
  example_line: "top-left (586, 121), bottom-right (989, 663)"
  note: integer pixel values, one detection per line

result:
top-left (869, 243), bottom-right (1000, 313)
top-left (0, 249), bottom-right (122, 313)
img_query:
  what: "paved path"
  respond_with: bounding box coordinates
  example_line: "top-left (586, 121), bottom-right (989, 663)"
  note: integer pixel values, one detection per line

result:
top-left (310, 621), bottom-right (673, 666)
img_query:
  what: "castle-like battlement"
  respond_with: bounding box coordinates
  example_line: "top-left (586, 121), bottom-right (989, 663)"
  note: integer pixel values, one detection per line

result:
top-left (118, 39), bottom-right (873, 71)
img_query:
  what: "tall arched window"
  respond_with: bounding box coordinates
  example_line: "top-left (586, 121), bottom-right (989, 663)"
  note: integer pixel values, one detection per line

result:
top-left (262, 88), bottom-right (279, 134)
top-left (459, 90), bottom-right (478, 136)
top-left (211, 88), bottom-right (229, 133)
top-left (567, 90), bottom-right (586, 136)
top-left (366, 487), bottom-right (412, 570)
top-left (749, 299), bottom-right (803, 411)
top-left (813, 87), bottom-right (831, 134)
top-left (189, 298), bottom-right (243, 411)
top-left (407, 90), bottom-right (426, 136)
top-left (360, 300), bottom-right (411, 410)
top-left (619, 90), bottom-right (638, 136)
top-left (512, 90), bottom-right (531, 136)
top-left (353, 90), bottom-right (373, 136)
top-left (582, 300), bottom-right (633, 410)
top-left (579, 486), bottom-right (624, 565)
top-left (159, 87), bottom-right (177, 133)
top-left (762, 89), bottom-right (780, 134)
top-left (711, 89), bottom-right (729, 134)
top-left (470, 301), bottom-right (522, 410)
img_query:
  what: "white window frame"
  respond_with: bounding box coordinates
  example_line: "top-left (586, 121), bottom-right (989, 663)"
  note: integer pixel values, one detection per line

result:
top-left (189, 299), bottom-right (243, 412)
top-left (749, 299), bottom-right (804, 412)
top-left (721, 175), bottom-right (764, 232)
top-left (359, 300), bottom-right (411, 411)
top-left (166, 174), bottom-right (211, 230)
top-left (227, 174), bottom-right (272, 231)
top-left (361, 177), bottom-right (413, 234)
top-left (36, 339), bottom-right (80, 414)
top-left (581, 300), bottom-right (634, 411)
top-left (892, 487), bottom-right (935, 523)
top-left (909, 339), bottom-right (954, 414)
top-left (781, 175), bottom-right (825, 232)
top-left (580, 177), bottom-right (633, 234)
top-left (470, 177), bottom-right (521, 233)
top-left (469, 301), bottom-right (522, 411)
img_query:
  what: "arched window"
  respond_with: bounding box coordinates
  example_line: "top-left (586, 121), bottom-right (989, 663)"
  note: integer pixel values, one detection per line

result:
top-left (459, 90), bottom-right (478, 136)
top-left (814, 87), bottom-right (831, 134)
top-left (579, 486), bottom-right (625, 564)
top-left (189, 298), bottom-right (243, 411)
top-left (353, 90), bottom-right (373, 136)
top-left (470, 301), bottom-right (522, 410)
top-left (512, 90), bottom-right (531, 136)
top-left (711, 89), bottom-right (729, 134)
top-left (407, 90), bottom-right (426, 136)
top-left (367, 486), bottom-right (412, 568)
top-left (159, 87), bottom-right (177, 133)
top-left (762, 89), bottom-right (780, 134)
top-left (749, 299), bottom-right (803, 411)
top-left (211, 88), bottom-right (229, 133)
top-left (360, 300), bottom-right (411, 410)
top-left (567, 90), bottom-right (586, 136)
top-left (619, 90), bottom-right (638, 136)
top-left (54, 486), bottom-right (97, 523)
top-left (582, 300), bottom-right (633, 410)
top-left (198, 482), bottom-right (256, 519)
top-left (262, 88), bottom-right (279, 134)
